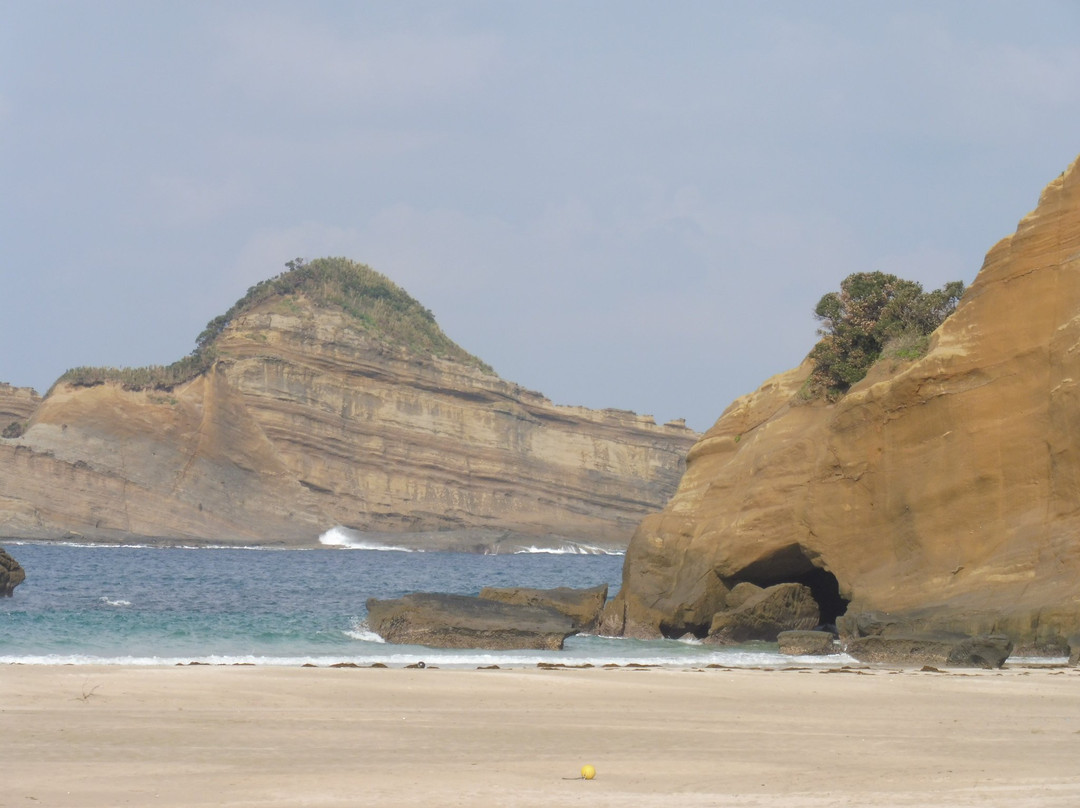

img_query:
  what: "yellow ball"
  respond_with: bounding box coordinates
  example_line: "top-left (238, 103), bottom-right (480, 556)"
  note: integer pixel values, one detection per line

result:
top-left (580, 764), bottom-right (596, 780)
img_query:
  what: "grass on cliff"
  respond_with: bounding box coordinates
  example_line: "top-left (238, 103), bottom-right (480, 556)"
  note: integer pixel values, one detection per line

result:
top-left (58, 257), bottom-right (493, 392)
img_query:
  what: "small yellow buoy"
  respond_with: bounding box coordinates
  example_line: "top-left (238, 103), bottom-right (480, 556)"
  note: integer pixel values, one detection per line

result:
top-left (580, 764), bottom-right (596, 780)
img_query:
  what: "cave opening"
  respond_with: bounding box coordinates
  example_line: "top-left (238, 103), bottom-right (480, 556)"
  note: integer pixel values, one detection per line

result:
top-left (728, 544), bottom-right (850, 629)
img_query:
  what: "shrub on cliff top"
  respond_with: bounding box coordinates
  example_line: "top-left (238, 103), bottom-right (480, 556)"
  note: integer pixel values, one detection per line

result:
top-left (806, 271), bottom-right (964, 401)
top-left (2, 421), bottom-right (26, 439)
top-left (58, 352), bottom-right (215, 392)
top-left (58, 257), bottom-right (492, 392)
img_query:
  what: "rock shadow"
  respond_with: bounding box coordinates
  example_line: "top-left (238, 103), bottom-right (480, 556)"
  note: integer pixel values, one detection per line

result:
top-left (727, 544), bottom-right (850, 628)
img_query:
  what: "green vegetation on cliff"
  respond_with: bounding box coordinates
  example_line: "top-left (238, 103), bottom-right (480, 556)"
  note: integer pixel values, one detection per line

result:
top-left (805, 271), bottom-right (965, 401)
top-left (59, 257), bottom-right (493, 391)
top-left (59, 353), bottom-right (217, 392)
top-left (196, 257), bottom-right (492, 371)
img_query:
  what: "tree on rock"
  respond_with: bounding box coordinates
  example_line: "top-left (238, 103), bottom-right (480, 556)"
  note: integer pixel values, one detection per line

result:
top-left (807, 271), bottom-right (964, 400)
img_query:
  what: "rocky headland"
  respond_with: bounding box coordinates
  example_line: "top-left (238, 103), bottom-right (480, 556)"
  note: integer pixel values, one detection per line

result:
top-left (601, 154), bottom-right (1080, 653)
top-left (0, 259), bottom-right (696, 550)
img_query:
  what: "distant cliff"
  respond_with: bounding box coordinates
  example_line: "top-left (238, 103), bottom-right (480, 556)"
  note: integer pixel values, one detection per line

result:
top-left (0, 383), bottom-right (40, 437)
top-left (602, 155), bottom-right (1080, 650)
top-left (0, 258), bottom-right (697, 550)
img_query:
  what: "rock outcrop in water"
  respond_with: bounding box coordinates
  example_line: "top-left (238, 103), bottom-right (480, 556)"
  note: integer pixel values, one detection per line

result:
top-left (844, 634), bottom-right (1013, 669)
top-left (601, 155), bottom-right (1080, 651)
top-left (0, 259), bottom-right (696, 550)
top-left (0, 547), bottom-right (25, 596)
top-left (478, 584), bottom-right (607, 632)
top-left (365, 592), bottom-right (579, 650)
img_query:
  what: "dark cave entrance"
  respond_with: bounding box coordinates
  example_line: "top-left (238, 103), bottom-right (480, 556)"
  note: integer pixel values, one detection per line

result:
top-left (728, 544), bottom-right (850, 628)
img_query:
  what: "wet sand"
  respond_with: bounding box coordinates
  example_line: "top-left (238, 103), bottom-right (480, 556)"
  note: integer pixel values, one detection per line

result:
top-left (3, 663), bottom-right (1079, 807)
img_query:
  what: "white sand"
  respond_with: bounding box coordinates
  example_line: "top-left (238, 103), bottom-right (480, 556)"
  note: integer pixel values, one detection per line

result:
top-left (3, 664), bottom-right (1079, 807)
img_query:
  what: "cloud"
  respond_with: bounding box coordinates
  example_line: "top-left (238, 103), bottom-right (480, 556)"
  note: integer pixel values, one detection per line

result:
top-left (872, 247), bottom-right (973, 292)
top-left (5, 3), bottom-right (1080, 430)
top-left (129, 174), bottom-right (253, 228)
top-left (212, 12), bottom-right (502, 113)
top-left (686, 7), bottom-right (1080, 152)
top-left (213, 180), bottom-right (862, 426)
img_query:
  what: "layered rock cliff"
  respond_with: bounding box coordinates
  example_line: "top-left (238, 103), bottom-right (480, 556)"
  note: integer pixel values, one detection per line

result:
top-left (0, 259), bottom-right (696, 550)
top-left (602, 155), bottom-right (1080, 650)
top-left (0, 383), bottom-right (40, 436)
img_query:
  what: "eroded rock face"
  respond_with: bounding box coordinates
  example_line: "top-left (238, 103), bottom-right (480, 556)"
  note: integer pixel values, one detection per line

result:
top-left (0, 296), bottom-right (695, 549)
top-left (365, 592), bottom-right (577, 650)
top-left (0, 547), bottom-right (26, 596)
top-left (602, 154), bottom-right (1080, 648)
top-left (479, 585), bottom-right (608, 632)
top-left (0, 384), bottom-right (40, 437)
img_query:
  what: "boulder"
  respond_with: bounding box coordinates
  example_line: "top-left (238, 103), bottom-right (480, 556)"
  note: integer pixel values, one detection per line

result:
top-left (837, 611), bottom-right (907, 639)
top-left (845, 633), bottom-right (1013, 669)
top-left (705, 583), bottom-right (819, 644)
top-left (946, 635), bottom-right (1014, 669)
top-left (724, 582), bottom-right (764, 610)
top-left (365, 592), bottom-right (577, 650)
top-left (479, 584), bottom-right (607, 632)
top-left (778, 630), bottom-right (837, 656)
top-left (0, 547), bottom-right (25, 597)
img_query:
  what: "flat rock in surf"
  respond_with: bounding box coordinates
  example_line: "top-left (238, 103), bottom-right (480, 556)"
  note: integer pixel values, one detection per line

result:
top-left (366, 592), bottom-right (578, 651)
top-left (478, 584), bottom-right (607, 632)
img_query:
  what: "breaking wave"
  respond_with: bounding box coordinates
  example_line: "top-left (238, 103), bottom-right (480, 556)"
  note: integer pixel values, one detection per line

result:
top-left (318, 526), bottom-right (415, 552)
top-left (513, 543), bottom-right (624, 556)
top-left (343, 617), bottom-right (385, 643)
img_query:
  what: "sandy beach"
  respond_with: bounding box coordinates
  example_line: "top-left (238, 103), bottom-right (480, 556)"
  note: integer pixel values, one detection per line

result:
top-left (3, 663), bottom-right (1079, 807)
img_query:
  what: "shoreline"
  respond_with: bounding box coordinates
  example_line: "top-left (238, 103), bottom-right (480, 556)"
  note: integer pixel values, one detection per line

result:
top-left (1, 527), bottom-right (629, 555)
top-left (4, 664), bottom-right (1079, 807)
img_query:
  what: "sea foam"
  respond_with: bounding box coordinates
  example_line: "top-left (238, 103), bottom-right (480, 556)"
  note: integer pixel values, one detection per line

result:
top-left (513, 543), bottom-right (624, 556)
top-left (344, 617), bottom-right (386, 643)
top-left (318, 526), bottom-right (414, 552)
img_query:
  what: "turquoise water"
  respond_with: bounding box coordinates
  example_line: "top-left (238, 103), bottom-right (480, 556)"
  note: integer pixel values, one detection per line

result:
top-left (0, 542), bottom-right (852, 668)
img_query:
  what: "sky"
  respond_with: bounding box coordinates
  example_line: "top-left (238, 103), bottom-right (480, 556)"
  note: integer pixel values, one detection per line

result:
top-left (3, 2), bottom-right (1080, 432)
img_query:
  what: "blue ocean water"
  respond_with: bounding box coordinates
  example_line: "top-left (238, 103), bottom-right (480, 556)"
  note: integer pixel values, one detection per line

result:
top-left (0, 541), bottom-right (853, 668)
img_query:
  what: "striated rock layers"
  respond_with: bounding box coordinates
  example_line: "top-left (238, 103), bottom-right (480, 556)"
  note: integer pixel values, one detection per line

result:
top-left (0, 383), bottom-right (40, 437)
top-left (0, 261), bottom-right (696, 550)
top-left (602, 155), bottom-right (1080, 650)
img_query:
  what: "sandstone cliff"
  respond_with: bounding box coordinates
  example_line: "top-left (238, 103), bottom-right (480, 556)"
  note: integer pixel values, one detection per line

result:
top-left (0, 383), bottom-right (40, 436)
top-left (0, 259), bottom-right (696, 550)
top-left (602, 155), bottom-right (1080, 650)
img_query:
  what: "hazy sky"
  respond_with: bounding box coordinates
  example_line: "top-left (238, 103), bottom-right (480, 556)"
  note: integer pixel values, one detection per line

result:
top-left (4, 2), bottom-right (1080, 431)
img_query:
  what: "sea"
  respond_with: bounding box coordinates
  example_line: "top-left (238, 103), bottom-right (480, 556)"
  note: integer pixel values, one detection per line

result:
top-left (0, 530), bottom-right (856, 669)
